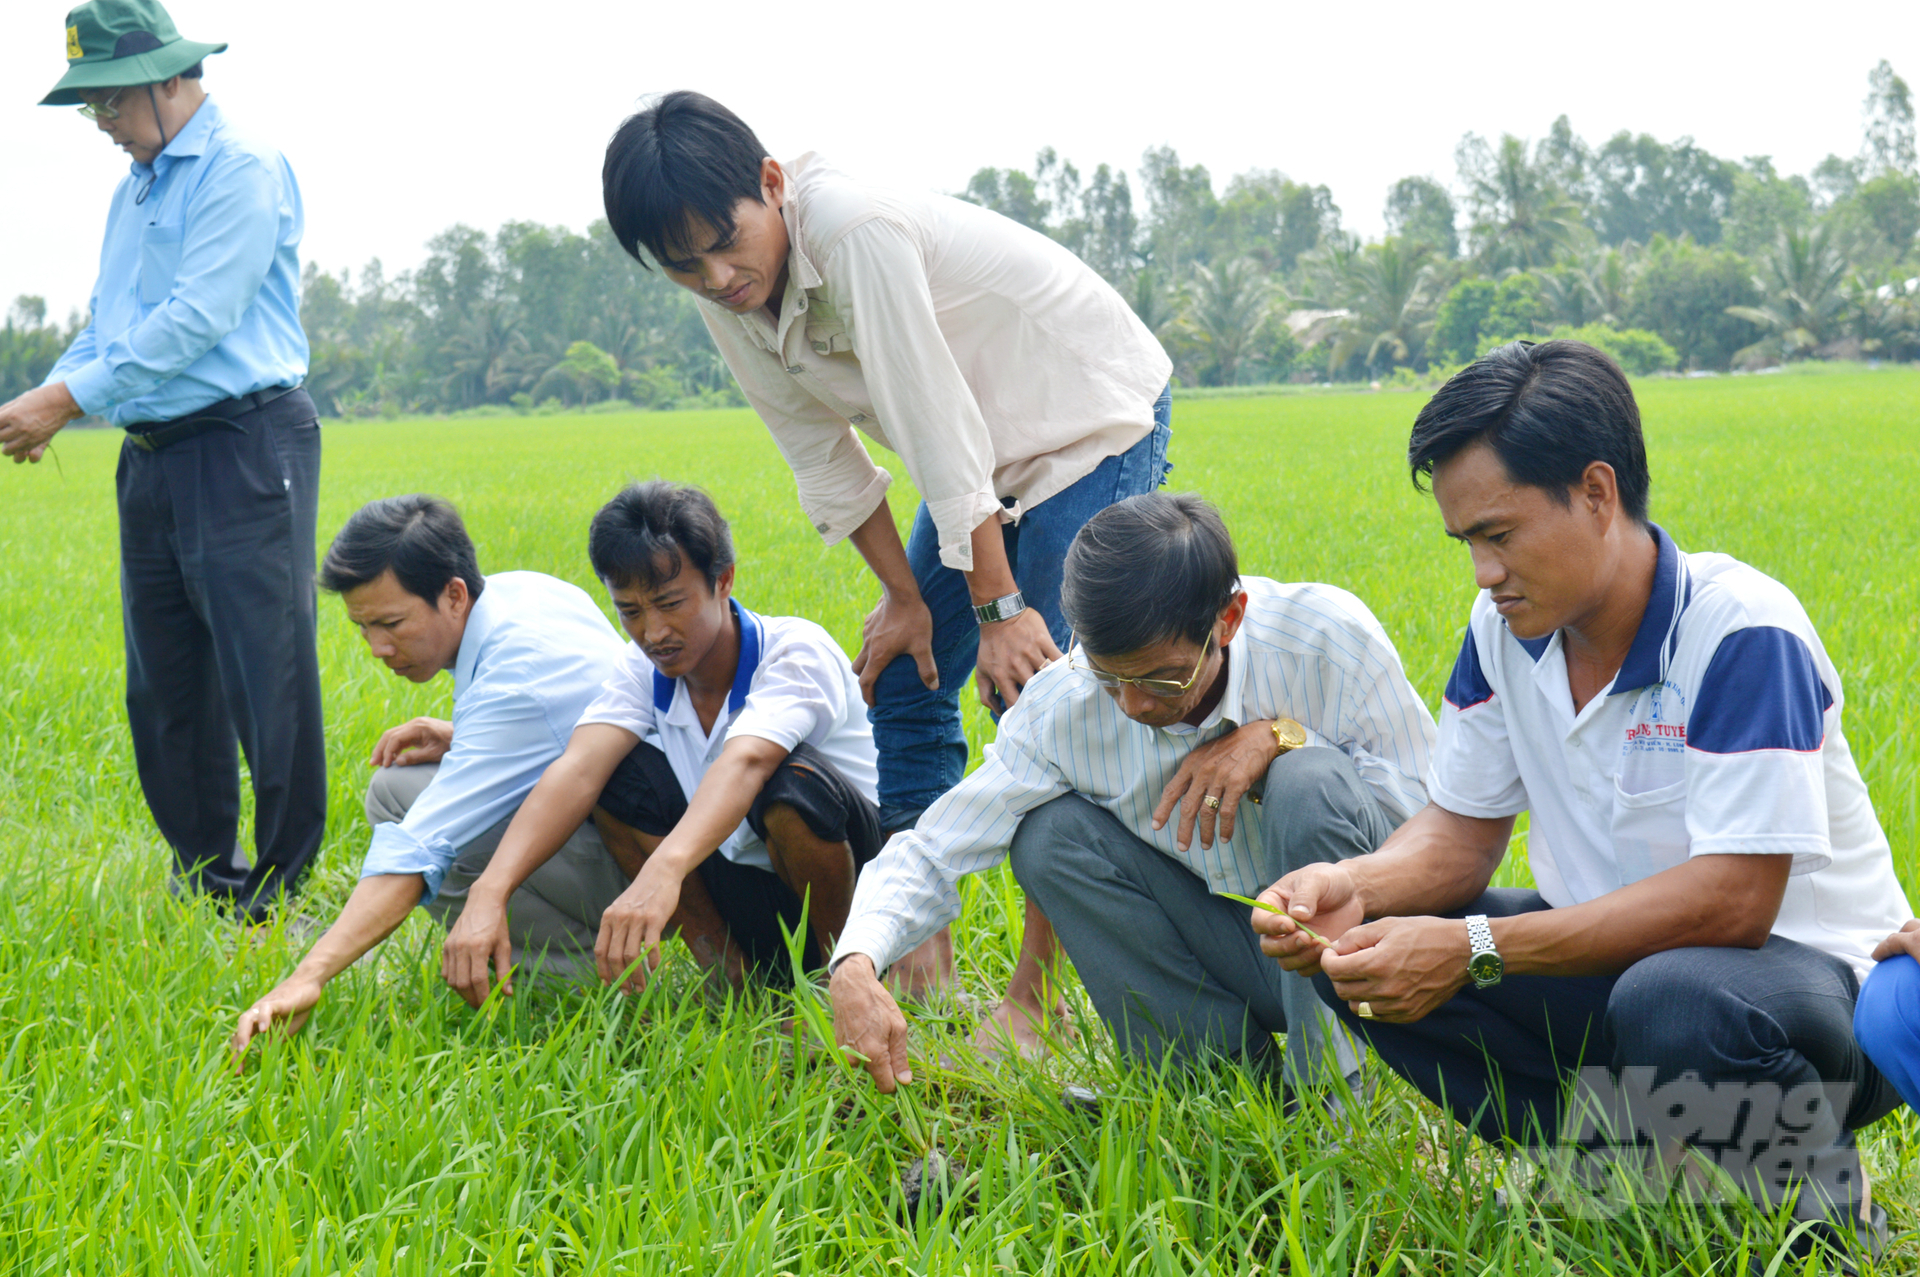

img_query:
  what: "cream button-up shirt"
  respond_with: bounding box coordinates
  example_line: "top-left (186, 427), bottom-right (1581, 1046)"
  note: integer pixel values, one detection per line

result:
top-left (699, 153), bottom-right (1172, 572)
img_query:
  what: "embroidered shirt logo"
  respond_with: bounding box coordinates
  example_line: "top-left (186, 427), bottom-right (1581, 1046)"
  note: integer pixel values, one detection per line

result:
top-left (1622, 681), bottom-right (1688, 755)
top-left (67, 25), bottom-right (84, 60)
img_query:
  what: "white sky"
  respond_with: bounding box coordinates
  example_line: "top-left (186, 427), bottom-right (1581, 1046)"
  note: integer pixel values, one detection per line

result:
top-left (4, 0), bottom-right (1917, 320)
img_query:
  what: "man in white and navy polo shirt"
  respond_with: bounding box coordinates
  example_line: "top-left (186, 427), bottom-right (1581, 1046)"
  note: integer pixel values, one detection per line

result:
top-left (1256, 340), bottom-right (1908, 1252)
top-left (439, 481), bottom-right (932, 1003)
top-left (830, 492), bottom-right (1436, 1097)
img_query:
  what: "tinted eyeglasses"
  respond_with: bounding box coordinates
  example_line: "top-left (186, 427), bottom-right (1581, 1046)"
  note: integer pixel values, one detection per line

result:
top-left (77, 88), bottom-right (129, 122)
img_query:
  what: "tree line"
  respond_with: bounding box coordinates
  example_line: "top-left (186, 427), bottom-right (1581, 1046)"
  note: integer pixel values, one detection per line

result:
top-left (3, 62), bottom-right (1916, 413)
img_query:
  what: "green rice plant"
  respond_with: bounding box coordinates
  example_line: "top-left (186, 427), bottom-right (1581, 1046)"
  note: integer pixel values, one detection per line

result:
top-left (0, 369), bottom-right (1914, 1271)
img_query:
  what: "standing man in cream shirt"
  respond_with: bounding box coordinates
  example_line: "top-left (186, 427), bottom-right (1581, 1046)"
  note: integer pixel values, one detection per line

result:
top-left (601, 92), bottom-right (1174, 1052)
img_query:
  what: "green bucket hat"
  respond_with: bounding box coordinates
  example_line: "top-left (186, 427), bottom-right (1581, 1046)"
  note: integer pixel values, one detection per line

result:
top-left (39, 0), bottom-right (226, 106)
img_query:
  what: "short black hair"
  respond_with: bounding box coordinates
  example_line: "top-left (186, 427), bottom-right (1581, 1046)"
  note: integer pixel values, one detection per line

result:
top-left (588, 481), bottom-right (735, 593)
top-left (180, 61), bottom-right (203, 80)
top-left (319, 495), bottom-right (485, 606)
top-left (1062, 492), bottom-right (1240, 657)
top-left (1408, 340), bottom-right (1651, 521)
top-left (603, 91), bottom-right (771, 269)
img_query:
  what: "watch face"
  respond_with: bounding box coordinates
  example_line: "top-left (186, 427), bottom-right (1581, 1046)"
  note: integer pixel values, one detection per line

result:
top-left (1468, 950), bottom-right (1503, 984)
top-left (1275, 718), bottom-right (1308, 750)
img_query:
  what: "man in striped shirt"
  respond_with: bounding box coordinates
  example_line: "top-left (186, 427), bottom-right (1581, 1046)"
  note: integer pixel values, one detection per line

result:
top-left (830, 493), bottom-right (1436, 1094)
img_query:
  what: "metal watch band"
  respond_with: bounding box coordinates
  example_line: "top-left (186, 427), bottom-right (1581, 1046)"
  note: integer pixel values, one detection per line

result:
top-left (1467, 914), bottom-right (1495, 956)
top-left (973, 590), bottom-right (1027, 625)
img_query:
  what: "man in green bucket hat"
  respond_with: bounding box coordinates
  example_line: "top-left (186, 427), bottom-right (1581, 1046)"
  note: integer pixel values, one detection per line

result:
top-left (0, 1), bottom-right (326, 923)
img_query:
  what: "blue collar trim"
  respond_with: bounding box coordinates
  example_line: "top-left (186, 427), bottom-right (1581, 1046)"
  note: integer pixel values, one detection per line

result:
top-left (1611, 524), bottom-right (1691, 694)
top-left (651, 597), bottom-right (762, 715)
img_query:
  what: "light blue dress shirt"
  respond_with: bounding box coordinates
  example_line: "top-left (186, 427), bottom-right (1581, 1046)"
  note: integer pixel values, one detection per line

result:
top-left (45, 97), bottom-right (308, 427)
top-left (358, 572), bottom-right (627, 904)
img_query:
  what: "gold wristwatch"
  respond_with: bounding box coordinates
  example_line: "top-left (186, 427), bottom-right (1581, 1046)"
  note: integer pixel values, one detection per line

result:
top-left (1271, 717), bottom-right (1307, 754)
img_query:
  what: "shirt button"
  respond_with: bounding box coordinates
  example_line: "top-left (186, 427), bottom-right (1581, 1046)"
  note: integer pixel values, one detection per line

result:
top-left (849, 413), bottom-right (867, 424)
top-left (786, 365), bottom-right (803, 374)
top-left (812, 340), bottom-right (829, 353)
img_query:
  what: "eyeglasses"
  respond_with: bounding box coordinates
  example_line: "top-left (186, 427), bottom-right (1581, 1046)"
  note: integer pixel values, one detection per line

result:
top-left (77, 88), bottom-right (128, 122)
top-left (1069, 631), bottom-right (1214, 699)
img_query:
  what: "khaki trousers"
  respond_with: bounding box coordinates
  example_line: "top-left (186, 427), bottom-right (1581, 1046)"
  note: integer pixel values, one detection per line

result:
top-left (366, 764), bottom-right (629, 983)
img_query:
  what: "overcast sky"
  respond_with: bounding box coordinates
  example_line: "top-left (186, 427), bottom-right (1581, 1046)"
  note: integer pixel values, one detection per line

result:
top-left (4, 0), bottom-right (1917, 320)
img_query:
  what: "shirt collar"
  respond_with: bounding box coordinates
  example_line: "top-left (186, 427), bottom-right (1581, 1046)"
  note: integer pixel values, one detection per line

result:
top-left (451, 576), bottom-right (499, 695)
top-left (133, 96), bottom-right (219, 178)
top-left (651, 598), bottom-right (763, 718)
top-left (1610, 523), bottom-right (1691, 694)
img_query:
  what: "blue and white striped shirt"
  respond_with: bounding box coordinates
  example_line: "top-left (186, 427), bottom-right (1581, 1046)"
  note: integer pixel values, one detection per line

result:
top-left (832, 577), bottom-right (1437, 972)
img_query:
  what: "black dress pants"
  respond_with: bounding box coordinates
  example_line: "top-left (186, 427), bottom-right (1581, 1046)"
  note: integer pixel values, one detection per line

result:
top-left (114, 389), bottom-right (327, 913)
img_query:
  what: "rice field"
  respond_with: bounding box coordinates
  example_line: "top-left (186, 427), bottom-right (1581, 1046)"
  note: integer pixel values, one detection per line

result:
top-left (0, 366), bottom-right (1915, 1273)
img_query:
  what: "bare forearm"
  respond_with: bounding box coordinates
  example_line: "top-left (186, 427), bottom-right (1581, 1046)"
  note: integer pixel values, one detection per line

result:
top-left (845, 502), bottom-right (922, 598)
top-left (289, 874), bottom-right (422, 985)
top-left (466, 751), bottom-right (609, 907)
top-left (962, 516), bottom-right (1018, 602)
top-left (1348, 804), bottom-right (1512, 919)
top-left (650, 739), bottom-right (786, 874)
top-left (1497, 854), bottom-right (1790, 977)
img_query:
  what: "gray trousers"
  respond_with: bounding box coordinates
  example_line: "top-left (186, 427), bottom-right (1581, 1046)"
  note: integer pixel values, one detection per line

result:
top-left (1009, 747), bottom-right (1395, 1087)
top-left (367, 764), bottom-right (630, 982)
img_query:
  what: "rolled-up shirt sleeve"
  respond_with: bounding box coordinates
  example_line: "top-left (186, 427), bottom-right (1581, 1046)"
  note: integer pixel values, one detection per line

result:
top-left (359, 683), bottom-right (568, 904)
top-left (832, 707), bottom-right (1070, 972)
top-left (59, 151), bottom-right (282, 416)
top-left (699, 307), bottom-right (892, 545)
top-left (830, 220), bottom-right (1003, 571)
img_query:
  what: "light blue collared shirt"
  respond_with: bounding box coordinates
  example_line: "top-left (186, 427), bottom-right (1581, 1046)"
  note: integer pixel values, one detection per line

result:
top-left (358, 572), bottom-right (627, 904)
top-left (45, 97), bottom-right (308, 426)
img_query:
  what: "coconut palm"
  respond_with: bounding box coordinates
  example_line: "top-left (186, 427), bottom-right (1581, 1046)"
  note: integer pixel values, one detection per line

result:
top-left (1726, 225), bottom-right (1851, 356)
top-left (1164, 257), bottom-right (1279, 386)
top-left (1459, 134), bottom-right (1588, 272)
top-left (1324, 238), bottom-right (1441, 373)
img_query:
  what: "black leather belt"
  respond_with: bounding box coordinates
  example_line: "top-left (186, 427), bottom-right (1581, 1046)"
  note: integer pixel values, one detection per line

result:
top-left (125, 385), bottom-right (301, 453)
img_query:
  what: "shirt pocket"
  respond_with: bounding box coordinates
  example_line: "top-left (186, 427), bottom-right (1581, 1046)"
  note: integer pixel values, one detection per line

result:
top-left (803, 318), bottom-right (854, 355)
top-left (138, 224), bottom-right (184, 306)
top-left (1609, 777), bottom-right (1690, 885)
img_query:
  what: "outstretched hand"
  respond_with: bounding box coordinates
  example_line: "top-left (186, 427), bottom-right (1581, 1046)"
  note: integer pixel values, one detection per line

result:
top-left (830, 954), bottom-right (913, 1093)
top-left (442, 895), bottom-right (515, 1009)
top-left (229, 976), bottom-right (322, 1074)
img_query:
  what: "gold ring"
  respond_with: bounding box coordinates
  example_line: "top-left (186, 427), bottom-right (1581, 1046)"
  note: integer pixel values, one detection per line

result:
top-left (1356, 1001), bottom-right (1375, 1019)
top-left (1202, 794), bottom-right (1221, 810)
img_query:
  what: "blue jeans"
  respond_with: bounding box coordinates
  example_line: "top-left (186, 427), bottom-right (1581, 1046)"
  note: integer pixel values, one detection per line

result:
top-left (1854, 953), bottom-right (1920, 1111)
top-left (870, 387), bottom-right (1172, 828)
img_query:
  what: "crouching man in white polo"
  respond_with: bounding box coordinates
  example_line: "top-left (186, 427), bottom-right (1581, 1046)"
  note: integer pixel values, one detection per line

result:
top-left (1258, 341), bottom-right (1911, 1265)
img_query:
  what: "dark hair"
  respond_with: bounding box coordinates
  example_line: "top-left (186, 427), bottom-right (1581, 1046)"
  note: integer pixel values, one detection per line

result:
top-left (588, 481), bottom-right (735, 593)
top-left (1408, 340), bottom-right (1650, 521)
top-left (319, 495), bottom-right (484, 605)
top-left (180, 61), bottom-right (204, 80)
top-left (603, 91), bottom-right (771, 269)
top-left (1061, 492), bottom-right (1240, 657)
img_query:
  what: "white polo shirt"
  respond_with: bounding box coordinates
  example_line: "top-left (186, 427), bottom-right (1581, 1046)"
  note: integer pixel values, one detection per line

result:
top-left (1431, 525), bottom-right (1909, 981)
top-left (575, 600), bottom-right (878, 871)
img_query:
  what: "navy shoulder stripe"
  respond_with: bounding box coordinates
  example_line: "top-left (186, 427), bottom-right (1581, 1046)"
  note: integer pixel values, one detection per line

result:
top-left (1689, 627), bottom-right (1832, 754)
top-left (1443, 627), bottom-right (1495, 710)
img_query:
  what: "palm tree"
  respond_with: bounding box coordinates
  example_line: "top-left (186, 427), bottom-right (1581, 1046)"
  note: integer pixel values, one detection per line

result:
top-left (1325, 238), bottom-right (1441, 374)
top-left (1726, 225), bottom-right (1851, 356)
top-left (1165, 257), bottom-right (1278, 386)
top-left (439, 298), bottom-right (532, 405)
top-left (1459, 134), bottom-right (1588, 271)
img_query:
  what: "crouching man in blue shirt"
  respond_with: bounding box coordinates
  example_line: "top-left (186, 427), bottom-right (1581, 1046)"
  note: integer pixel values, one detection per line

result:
top-left (1257, 341), bottom-right (1910, 1264)
top-left (230, 496), bottom-right (627, 1063)
top-left (2, 1), bottom-right (322, 920)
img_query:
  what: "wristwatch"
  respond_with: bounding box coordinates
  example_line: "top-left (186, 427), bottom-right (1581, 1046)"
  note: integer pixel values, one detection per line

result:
top-left (1271, 718), bottom-right (1307, 754)
top-left (973, 590), bottom-right (1027, 625)
top-left (1466, 914), bottom-right (1503, 988)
